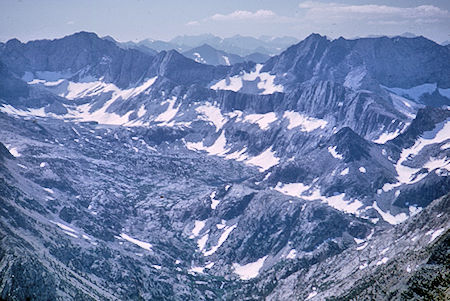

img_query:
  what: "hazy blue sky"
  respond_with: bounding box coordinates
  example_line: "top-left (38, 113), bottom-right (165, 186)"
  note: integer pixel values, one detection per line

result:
top-left (1, 0), bottom-right (449, 43)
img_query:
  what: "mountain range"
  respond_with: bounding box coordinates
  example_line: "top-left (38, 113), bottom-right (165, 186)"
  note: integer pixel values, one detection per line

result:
top-left (122, 34), bottom-right (298, 56)
top-left (107, 34), bottom-right (278, 66)
top-left (0, 31), bottom-right (449, 300)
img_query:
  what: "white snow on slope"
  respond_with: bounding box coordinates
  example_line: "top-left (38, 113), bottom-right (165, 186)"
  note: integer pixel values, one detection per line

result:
top-left (376, 257), bottom-right (389, 265)
top-left (356, 243), bottom-right (368, 250)
top-left (193, 52), bottom-right (206, 64)
top-left (4, 144), bottom-right (21, 157)
top-left (244, 112), bottom-right (277, 130)
top-left (210, 191), bottom-right (220, 210)
top-left (197, 234), bottom-right (209, 251)
top-left (137, 105), bottom-right (146, 118)
top-left (51, 221), bottom-right (77, 233)
top-left (372, 201), bottom-right (408, 225)
top-left (154, 97), bottom-right (179, 124)
top-left (210, 64), bottom-right (283, 95)
top-left (286, 249), bottom-right (297, 259)
top-left (64, 231), bottom-right (78, 238)
top-left (203, 224), bottom-right (237, 256)
top-left (186, 130), bottom-right (229, 156)
top-left (224, 147), bottom-right (249, 161)
top-left (395, 119), bottom-right (450, 185)
top-left (283, 111), bottom-right (327, 131)
top-left (276, 184), bottom-right (363, 215)
top-left (426, 228), bottom-right (445, 243)
top-left (274, 182), bottom-right (311, 197)
top-left (340, 167), bottom-right (349, 176)
top-left (424, 156), bottom-right (450, 173)
top-left (188, 266), bottom-right (205, 274)
top-left (257, 70), bottom-right (284, 95)
top-left (119, 233), bottom-right (152, 251)
top-left (195, 103), bottom-right (227, 131)
top-left (306, 290), bottom-right (318, 300)
top-left (21, 76), bottom-right (157, 126)
top-left (328, 146), bottom-right (343, 160)
top-left (190, 220), bottom-right (206, 238)
top-left (43, 187), bottom-right (54, 194)
top-left (300, 188), bottom-right (363, 215)
top-left (233, 255), bottom-right (268, 280)
top-left (65, 76), bottom-right (156, 101)
top-left (246, 147), bottom-right (280, 172)
top-left (1, 105), bottom-right (47, 117)
top-left (359, 166), bottom-right (366, 173)
top-left (441, 142), bottom-right (450, 150)
top-left (222, 56), bottom-right (230, 66)
top-left (322, 193), bottom-right (363, 214)
top-left (373, 127), bottom-right (403, 144)
top-left (210, 76), bottom-right (243, 92)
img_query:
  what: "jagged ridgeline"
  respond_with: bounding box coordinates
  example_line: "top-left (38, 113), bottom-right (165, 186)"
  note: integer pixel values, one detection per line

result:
top-left (0, 32), bottom-right (449, 300)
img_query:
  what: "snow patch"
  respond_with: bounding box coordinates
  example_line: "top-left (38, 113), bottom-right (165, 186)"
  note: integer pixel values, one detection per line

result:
top-left (233, 255), bottom-right (268, 280)
top-left (376, 257), bottom-right (389, 265)
top-left (286, 249), bottom-right (297, 259)
top-left (4, 144), bottom-right (21, 157)
top-left (154, 97), bottom-right (179, 124)
top-left (322, 193), bottom-right (363, 215)
top-left (119, 233), bottom-right (152, 251)
top-left (222, 55), bottom-right (230, 66)
top-left (306, 290), bottom-right (318, 300)
top-left (274, 182), bottom-right (311, 197)
top-left (203, 224), bottom-right (237, 256)
top-left (283, 111), bottom-right (327, 132)
top-left (195, 103), bottom-right (227, 131)
top-left (372, 201), bottom-right (408, 225)
top-left (426, 228), bottom-right (445, 243)
top-left (340, 167), bottom-right (349, 176)
top-left (51, 221), bottom-right (77, 233)
top-left (190, 220), bottom-right (206, 238)
top-left (246, 147), bottom-right (280, 172)
top-left (210, 64), bottom-right (283, 94)
top-left (43, 187), bottom-right (54, 194)
top-left (395, 119), bottom-right (450, 185)
top-left (357, 242), bottom-right (368, 250)
top-left (186, 130), bottom-right (229, 156)
top-left (244, 112), bottom-right (277, 130)
top-left (440, 142), bottom-right (450, 150)
top-left (373, 128), bottom-right (403, 144)
top-left (224, 147), bottom-right (248, 161)
top-left (188, 266), bottom-right (205, 274)
top-left (210, 191), bottom-right (220, 210)
top-left (197, 234), bottom-right (209, 251)
top-left (210, 76), bottom-right (243, 92)
top-left (328, 146), bottom-right (343, 160)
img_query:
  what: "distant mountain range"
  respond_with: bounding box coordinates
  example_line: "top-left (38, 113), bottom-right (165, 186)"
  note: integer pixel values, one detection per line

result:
top-left (103, 33), bottom-right (294, 66)
top-left (0, 31), bottom-right (449, 300)
top-left (182, 44), bottom-right (270, 66)
top-left (136, 33), bottom-right (298, 56)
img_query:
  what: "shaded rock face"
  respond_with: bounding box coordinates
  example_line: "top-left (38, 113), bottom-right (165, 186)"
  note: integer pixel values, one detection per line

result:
top-left (0, 32), bottom-right (449, 300)
top-left (265, 34), bottom-right (450, 89)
